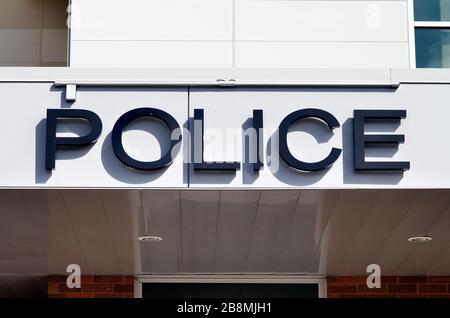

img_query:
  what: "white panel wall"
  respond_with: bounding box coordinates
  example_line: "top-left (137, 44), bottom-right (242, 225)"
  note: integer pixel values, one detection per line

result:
top-left (71, 42), bottom-right (233, 68)
top-left (70, 0), bottom-right (410, 68)
top-left (236, 1), bottom-right (407, 42)
top-left (71, 0), bottom-right (233, 41)
top-left (71, 0), bottom-right (234, 67)
top-left (235, 42), bottom-right (409, 68)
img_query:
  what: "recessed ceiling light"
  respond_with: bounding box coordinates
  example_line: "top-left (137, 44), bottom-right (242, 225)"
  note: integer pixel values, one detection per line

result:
top-left (407, 236), bottom-right (432, 243)
top-left (138, 235), bottom-right (163, 243)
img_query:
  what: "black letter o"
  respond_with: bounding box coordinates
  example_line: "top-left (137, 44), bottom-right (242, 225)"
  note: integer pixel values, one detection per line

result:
top-left (111, 108), bottom-right (181, 170)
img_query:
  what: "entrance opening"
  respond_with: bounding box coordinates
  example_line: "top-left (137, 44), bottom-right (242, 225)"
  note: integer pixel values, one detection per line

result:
top-left (143, 282), bottom-right (319, 298)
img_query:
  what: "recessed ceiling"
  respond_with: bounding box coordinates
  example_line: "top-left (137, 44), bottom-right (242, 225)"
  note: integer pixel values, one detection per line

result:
top-left (0, 189), bottom-right (448, 277)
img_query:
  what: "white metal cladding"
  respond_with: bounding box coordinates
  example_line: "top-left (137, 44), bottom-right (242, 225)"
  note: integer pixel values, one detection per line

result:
top-left (0, 69), bottom-right (450, 189)
top-left (69, 0), bottom-right (410, 68)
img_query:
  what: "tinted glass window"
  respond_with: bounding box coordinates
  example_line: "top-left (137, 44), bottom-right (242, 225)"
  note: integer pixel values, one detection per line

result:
top-left (415, 28), bottom-right (450, 68)
top-left (414, 0), bottom-right (450, 21)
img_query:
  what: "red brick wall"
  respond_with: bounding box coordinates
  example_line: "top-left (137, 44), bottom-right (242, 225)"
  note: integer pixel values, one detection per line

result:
top-left (327, 276), bottom-right (450, 298)
top-left (48, 275), bottom-right (450, 298)
top-left (48, 275), bottom-right (134, 298)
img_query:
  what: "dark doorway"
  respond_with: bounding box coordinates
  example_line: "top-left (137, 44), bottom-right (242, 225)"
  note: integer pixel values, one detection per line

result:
top-left (142, 283), bottom-right (319, 298)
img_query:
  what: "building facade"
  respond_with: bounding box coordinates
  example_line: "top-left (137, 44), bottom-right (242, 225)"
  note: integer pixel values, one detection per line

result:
top-left (0, 0), bottom-right (449, 299)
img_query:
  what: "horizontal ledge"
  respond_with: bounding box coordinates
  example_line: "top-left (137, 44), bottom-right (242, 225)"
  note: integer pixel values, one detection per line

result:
top-left (1, 68), bottom-right (450, 86)
top-left (53, 80), bottom-right (400, 88)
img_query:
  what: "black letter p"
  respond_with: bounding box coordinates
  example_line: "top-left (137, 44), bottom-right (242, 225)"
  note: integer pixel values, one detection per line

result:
top-left (45, 109), bottom-right (102, 170)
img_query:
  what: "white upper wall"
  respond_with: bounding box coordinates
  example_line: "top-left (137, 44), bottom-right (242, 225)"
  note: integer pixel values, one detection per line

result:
top-left (70, 0), bottom-right (411, 68)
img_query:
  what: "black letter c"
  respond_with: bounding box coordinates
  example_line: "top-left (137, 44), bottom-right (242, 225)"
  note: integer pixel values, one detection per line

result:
top-left (279, 108), bottom-right (341, 172)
